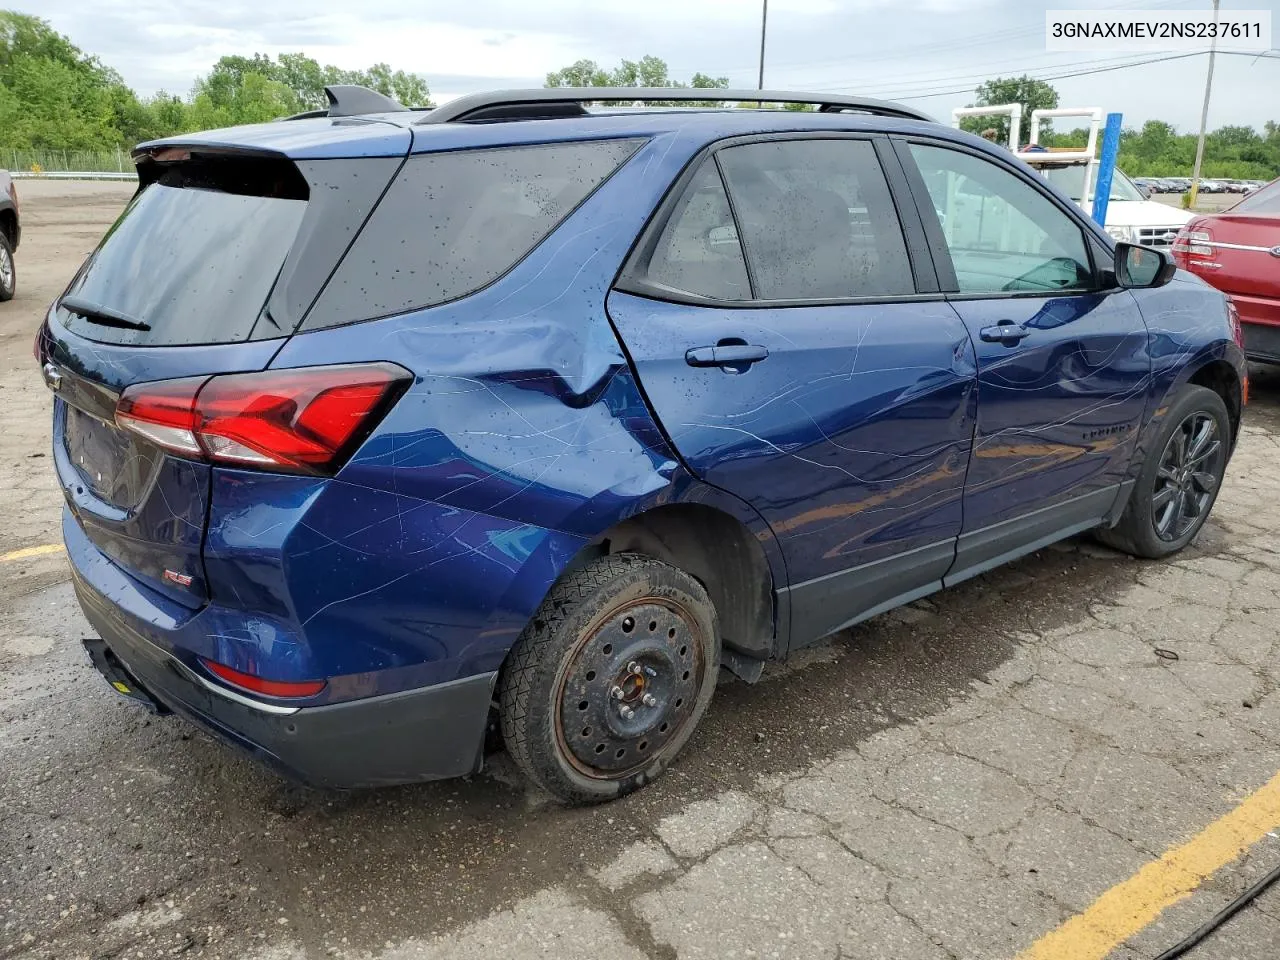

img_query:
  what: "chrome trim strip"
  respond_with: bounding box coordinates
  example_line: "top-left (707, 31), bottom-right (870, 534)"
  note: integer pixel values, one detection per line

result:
top-left (171, 659), bottom-right (302, 716)
top-left (1204, 239), bottom-right (1273, 253)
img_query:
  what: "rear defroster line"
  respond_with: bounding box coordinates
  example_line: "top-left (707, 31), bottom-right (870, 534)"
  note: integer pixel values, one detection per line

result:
top-left (1153, 860), bottom-right (1280, 960)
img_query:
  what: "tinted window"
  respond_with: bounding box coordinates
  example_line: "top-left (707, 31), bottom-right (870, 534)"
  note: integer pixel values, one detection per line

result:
top-left (716, 138), bottom-right (914, 300)
top-left (60, 162), bottom-right (307, 346)
top-left (304, 139), bottom-right (641, 328)
top-left (1044, 165), bottom-right (1145, 202)
top-left (1233, 179), bottom-right (1280, 214)
top-left (642, 161), bottom-right (751, 300)
top-left (909, 143), bottom-right (1093, 295)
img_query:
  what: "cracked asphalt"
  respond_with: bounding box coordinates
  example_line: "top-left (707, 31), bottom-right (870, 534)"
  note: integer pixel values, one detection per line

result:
top-left (4, 180), bottom-right (1280, 960)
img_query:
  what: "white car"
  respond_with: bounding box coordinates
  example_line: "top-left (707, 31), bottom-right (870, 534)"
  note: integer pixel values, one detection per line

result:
top-left (1042, 166), bottom-right (1192, 249)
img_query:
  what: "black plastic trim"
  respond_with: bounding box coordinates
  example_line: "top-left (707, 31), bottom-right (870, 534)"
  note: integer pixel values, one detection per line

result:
top-left (74, 574), bottom-right (497, 789)
top-left (418, 87), bottom-right (936, 125)
top-left (780, 538), bottom-right (956, 649)
top-left (1242, 320), bottom-right (1280, 363)
top-left (945, 484), bottom-right (1121, 587)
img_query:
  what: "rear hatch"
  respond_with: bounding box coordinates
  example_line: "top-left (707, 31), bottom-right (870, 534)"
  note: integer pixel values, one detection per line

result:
top-left (41, 126), bottom-right (409, 607)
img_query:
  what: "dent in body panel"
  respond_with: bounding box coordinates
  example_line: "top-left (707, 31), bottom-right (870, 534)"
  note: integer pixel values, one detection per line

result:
top-left (1127, 275), bottom-right (1245, 470)
top-left (949, 291), bottom-right (1152, 533)
top-left (188, 128), bottom-right (772, 695)
top-left (607, 292), bottom-right (978, 584)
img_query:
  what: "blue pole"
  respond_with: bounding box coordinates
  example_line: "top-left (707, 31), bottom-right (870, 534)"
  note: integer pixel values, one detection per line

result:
top-left (1092, 112), bottom-right (1123, 229)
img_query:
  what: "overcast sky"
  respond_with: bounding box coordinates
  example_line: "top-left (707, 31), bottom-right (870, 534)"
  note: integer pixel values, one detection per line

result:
top-left (24, 0), bottom-right (1280, 132)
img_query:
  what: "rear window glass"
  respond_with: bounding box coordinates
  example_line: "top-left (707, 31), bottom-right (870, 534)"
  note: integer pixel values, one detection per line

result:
top-left (1233, 179), bottom-right (1280, 214)
top-left (302, 138), bottom-right (641, 329)
top-left (59, 161), bottom-right (308, 347)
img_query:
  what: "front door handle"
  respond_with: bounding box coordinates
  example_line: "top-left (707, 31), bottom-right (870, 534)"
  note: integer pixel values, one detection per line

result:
top-left (685, 344), bottom-right (770, 368)
top-left (979, 321), bottom-right (1032, 345)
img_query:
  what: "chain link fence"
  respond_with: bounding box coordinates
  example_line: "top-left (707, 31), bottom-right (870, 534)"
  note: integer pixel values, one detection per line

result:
top-left (4, 148), bottom-right (137, 179)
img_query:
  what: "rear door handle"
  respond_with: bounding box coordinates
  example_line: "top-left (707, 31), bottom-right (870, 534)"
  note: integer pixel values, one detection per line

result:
top-left (979, 321), bottom-right (1032, 344)
top-left (685, 344), bottom-right (770, 368)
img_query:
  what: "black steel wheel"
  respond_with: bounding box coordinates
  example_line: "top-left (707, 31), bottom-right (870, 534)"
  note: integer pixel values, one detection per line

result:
top-left (1097, 384), bottom-right (1232, 559)
top-left (499, 554), bottom-right (719, 804)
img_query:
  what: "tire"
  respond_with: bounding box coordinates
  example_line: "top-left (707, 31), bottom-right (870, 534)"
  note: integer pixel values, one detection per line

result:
top-left (1097, 384), bottom-right (1231, 559)
top-left (499, 553), bottom-right (720, 804)
top-left (0, 233), bottom-right (14, 302)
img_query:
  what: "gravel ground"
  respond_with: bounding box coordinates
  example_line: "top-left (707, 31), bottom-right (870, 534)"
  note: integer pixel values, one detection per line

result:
top-left (3, 180), bottom-right (1280, 960)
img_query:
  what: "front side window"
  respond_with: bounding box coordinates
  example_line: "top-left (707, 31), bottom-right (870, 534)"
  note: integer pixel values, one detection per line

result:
top-left (716, 138), bottom-right (915, 300)
top-left (909, 143), bottom-right (1094, 295)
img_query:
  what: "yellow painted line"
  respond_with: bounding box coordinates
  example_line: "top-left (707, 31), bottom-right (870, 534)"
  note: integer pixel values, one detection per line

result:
top-left (0, 543), bottom-right (65, 562)
top-left (1018, 770), bottom-right (1280, 960)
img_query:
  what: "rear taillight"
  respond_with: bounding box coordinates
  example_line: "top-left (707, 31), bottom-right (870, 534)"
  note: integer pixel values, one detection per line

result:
top-left (1172, 228), bottom-right (1213, 256)
top-left (115, 363), bottom-right (410, 475)
top-left (200, 658), bottom-right (326, 698)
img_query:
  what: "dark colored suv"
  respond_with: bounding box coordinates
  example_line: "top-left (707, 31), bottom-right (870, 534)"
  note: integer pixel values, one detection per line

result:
top-left (0, 169), bottom-right (19, 301)
top-left (39, 88), bottom-right (1246, 803)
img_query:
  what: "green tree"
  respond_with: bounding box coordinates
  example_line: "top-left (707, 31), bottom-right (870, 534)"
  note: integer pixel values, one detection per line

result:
top-left (545, 59), bottom-right (613, 87)
top-left (545, 55), bottom-right (728, 104)
top-left (959, 75), bottom-right (1060, 147)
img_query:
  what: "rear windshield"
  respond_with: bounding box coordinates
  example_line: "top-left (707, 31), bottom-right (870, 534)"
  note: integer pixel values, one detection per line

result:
top-left (301, 138), bottom-right (641, 329)
top-left (1232, 179), bottom-right (1280, 214)
top-left (59, 158), bottom-right (307, 346)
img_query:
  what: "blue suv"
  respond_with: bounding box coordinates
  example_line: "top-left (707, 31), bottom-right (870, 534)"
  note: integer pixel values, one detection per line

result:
top-left (39, 87), bottom-right (1247, 803)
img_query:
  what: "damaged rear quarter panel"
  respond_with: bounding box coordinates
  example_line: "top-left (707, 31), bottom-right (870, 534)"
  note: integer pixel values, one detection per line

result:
top-left (202, 128), bottom-right (778, 697)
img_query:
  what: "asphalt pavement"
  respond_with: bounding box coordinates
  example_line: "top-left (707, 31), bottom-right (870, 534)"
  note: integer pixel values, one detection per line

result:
top-left (3, 180), bottom-right (1279, 960)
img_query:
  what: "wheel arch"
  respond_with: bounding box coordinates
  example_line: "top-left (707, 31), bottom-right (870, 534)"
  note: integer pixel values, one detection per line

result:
top-left (0, 206), bottom-right (15, 249)
top-left (1131, 341), bottom-right (1246, 486)
top-left (584, 502), bottom-right (778, 662)
top-left (1187, 358), bottom-right (1243, 447)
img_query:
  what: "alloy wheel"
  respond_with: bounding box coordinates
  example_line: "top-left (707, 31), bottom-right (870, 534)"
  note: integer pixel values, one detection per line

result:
top-left (1151, 411), bottom-right (1224, 542)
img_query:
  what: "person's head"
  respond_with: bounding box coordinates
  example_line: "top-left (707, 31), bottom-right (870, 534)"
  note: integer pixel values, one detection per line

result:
top-left (981, 127), bottom-right (999, 142)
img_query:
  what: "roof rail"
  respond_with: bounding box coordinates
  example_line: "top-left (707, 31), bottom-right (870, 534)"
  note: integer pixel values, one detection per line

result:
top-left (416, 88), bottom-right (935, 125)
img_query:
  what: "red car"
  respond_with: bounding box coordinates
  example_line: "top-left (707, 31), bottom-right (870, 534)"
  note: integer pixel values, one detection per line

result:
top-left (1173, 178), bottom-right (1280, 363)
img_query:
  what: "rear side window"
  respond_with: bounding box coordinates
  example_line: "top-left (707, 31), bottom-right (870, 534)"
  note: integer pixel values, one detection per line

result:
top-left (642, 161), bottom-right (751, 301)
top-left (1233, 179), bottom-right (1280, 214)
top-left (59, 157), bottom-right (308, 346)
top-left (303, 139), bottom-right (641, 329)
top-left (716, 138), bottom-right (915, 300)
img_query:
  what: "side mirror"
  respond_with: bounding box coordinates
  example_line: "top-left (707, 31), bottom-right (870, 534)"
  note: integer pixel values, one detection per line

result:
top-left (1115, 242), bottom-right (1176, 289)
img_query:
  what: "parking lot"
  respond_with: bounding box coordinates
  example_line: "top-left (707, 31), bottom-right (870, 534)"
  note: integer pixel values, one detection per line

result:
top-left (4, 179), bottom-right (1280, 960)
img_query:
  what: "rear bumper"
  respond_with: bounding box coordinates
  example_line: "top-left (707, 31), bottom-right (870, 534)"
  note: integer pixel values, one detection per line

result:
top-left (1241, 316), bottom-right (1280, 364)
top-left (68, 513), bottom-right (496, 789)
